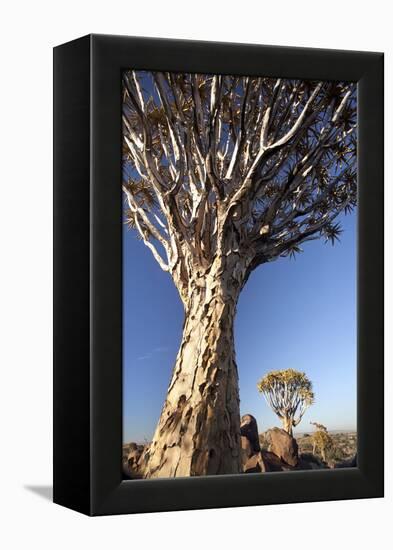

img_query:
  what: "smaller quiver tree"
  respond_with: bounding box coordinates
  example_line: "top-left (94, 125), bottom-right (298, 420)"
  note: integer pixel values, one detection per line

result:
top-left (310, 422), bottom-right (333, 461)
top-left (257, 369), bottom-right (314, 436)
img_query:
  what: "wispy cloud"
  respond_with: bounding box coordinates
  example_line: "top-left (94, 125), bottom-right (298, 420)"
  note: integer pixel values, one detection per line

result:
top-left (136, 353), bottom-right (153, 361)
top-left (136, 346), bottom-right (169, 361)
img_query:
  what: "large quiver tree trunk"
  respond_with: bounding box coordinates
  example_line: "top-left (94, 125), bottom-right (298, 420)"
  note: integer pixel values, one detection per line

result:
top-left (144, 262), bottom-right (244, 478)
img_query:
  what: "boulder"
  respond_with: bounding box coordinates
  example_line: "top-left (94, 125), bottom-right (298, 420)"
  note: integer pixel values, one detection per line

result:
top-left (128, 443), bottom-right (144, 465)
top-left (264, 450), bottom-right (299, 471)
top-left (266, 427), bottom-right (299, 467)
top-left (240, 414), bottom-right (261, 454)
top-left (241, 414), bottom-right (268, 473)
top-left (243, 452), bottom-right (268, 473)
top-left (333, 454), bottom-right (357, 469)
top-left (122, 442), bottom-right (145, 478)
top-left (261, 450), bottom-right (283, 471)
top-left (298, 452), bottom-right (328, 470)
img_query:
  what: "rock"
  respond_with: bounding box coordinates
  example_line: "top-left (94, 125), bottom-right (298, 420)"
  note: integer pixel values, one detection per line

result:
top-left (123, 442), bottom-right (145, 478)
top-left (241, 414), bottom-right (267, 473)
top-left (128, 444), bottom-right (143, 465)
top-left (298, 452), bottom-right (328, 470)
top-left (241, 436), bottom-right (254, 459)
top-left (261, 450), bottom-right (283, 471)
top-left (261, 449), bottom-right (326, 471)
top-left (333, 454), bottom-right (357, 468)
top-left (136, 444), bottom-right (151, 475)
top-left (261, 450), bottom-right (296, 471)
top-left (266, 427), bottom-right (299, 467)
top-left (240, 414), bottom-right (261, 454)
top-left (243, 452), bottom-right (268, 473)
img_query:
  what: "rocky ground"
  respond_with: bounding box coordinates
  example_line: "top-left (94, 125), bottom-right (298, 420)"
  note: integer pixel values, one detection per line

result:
top-left (294, 430), bottom-right (357, 466)
top-left (122, 442), bottom-right (145, 479)
top-left (123, 416), bottom-right (357, 478)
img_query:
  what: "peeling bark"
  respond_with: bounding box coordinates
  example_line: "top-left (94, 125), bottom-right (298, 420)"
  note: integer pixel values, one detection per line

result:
top-left (144, 259), bottom-right (245, 478)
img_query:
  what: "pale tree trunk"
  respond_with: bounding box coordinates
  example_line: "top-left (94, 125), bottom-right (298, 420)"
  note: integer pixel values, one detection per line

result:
top-left (143, 258), bottom-right (245, 478)
top-left (283, 416), bottom-right (294, 437)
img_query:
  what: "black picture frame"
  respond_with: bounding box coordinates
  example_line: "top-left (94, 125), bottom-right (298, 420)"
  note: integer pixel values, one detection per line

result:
top-left (53, 34), bottom-right (384, 516)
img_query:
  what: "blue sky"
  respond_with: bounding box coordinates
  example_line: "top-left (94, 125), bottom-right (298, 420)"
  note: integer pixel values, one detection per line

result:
top-left (123, 210), bottom-right (357, 443)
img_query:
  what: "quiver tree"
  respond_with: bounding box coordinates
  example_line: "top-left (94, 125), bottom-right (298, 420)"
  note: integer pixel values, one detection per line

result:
top-left (310, 422), bottom-right (333, 461)
top-left (122, 70), bottom-right (357, 477)
top-left (310, 421), bottom-right (328, 432)
top-left (257, 369), bottom-right (315, 435)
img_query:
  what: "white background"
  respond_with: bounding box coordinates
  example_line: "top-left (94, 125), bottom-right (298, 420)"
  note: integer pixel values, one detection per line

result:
top-left (0, 1), bottom-right (390, 548)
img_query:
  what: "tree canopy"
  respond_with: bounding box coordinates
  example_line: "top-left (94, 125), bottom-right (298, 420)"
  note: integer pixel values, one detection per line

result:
top-left (122, 71), bottom-right (357, 302)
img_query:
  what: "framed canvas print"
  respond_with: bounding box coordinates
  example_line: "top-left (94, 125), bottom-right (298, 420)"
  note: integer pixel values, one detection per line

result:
top-left (53, 34), bottom-right (384, 516)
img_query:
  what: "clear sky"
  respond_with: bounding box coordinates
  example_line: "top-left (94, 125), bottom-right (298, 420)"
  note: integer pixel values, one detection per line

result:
top-left (123, 209), bottom-right (357, 443)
